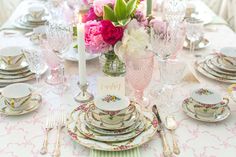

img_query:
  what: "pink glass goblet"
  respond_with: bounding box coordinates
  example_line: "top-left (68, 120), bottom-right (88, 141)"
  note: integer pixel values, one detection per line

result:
top-left (125, 52), bottom-right (154, 107)
top-left (41, 41), bottom-right (62, 85)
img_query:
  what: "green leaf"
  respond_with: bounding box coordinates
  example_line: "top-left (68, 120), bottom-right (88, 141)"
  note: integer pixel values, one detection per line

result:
top-left (73, 26), bottom-right (77, 37)
top-left (127, 0), bottom-right (138, 15)
top-left (114, 0), bottom-right (127, 20)
top-left (117, 18), bottom-right (131, 26)
top-left (103, 5), bottom-right (117, 21)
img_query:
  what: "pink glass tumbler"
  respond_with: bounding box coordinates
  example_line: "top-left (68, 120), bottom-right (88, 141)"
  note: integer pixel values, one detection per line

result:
top-left (125, 52), bottom-right (154, 107)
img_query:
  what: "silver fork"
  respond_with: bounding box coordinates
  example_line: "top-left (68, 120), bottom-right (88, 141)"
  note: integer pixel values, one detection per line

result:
top-left (40, 115), bottom-right (55, 155)
top-left (52, 112), bottom-right (66, 157)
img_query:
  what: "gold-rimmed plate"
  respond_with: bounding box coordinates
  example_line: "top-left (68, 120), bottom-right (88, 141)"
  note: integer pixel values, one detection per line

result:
top-left (0, 64), bottom-right (48, 85)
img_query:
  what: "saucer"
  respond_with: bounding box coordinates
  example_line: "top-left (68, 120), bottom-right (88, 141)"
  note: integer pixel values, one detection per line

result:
top-left (183, 37), bottom-right (210, 50)
top-left (182, 98), bottom-right (230, 122)
top-left (0, 94), bottom-right (42, 116)
top-left (64, 47), bottom-right (99, 62)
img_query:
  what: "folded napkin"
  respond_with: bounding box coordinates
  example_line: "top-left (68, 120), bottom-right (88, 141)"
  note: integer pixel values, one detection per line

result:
top-left (90, 148), bottom-right (141, 157)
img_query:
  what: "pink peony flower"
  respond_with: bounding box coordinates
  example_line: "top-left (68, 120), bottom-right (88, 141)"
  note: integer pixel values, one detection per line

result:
top-left (82, 7), bottom-right (98, 22)
top-left (93, 0), bottom-right (114, 17)
top-left (85, 20), bottom-right (110, 53)
top-left (101, 20), bottom-right (124, 45)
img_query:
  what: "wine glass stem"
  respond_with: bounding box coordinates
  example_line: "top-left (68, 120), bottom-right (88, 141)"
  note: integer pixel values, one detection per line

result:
top-left (135, 90), bottom-right (144, 101)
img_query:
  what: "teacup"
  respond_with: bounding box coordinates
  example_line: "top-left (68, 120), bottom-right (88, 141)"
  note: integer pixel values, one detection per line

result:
top-left (28, 5), bottom-right (45, 21)
top-left (92, 95), bottom-right (134, 124)
top-left (0, 47), bottom-right (24, 66)
top-left (220, 47), bottom-right (236, 66)
top-left (1, 83), bottom-right (32, 111)
top-left (191, 88), bottom-right (229, 117)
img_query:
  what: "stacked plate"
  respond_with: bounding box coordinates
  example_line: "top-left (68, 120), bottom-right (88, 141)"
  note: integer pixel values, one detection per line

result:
top-left (14, 14), bottom-right (48, 30)
top-left (196, 49), bottom-right (236, 83)
top-left (0, 47), bottom-right (47, 87)
top-left (67, 95), bottom-right (158, 151)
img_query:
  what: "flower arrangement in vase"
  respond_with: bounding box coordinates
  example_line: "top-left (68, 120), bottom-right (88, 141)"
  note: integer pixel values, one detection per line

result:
top-left (81, 0), bottom-right (151, 76)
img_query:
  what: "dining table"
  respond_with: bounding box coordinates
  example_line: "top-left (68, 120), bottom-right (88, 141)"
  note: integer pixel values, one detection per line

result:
top-left (0, 0), bottom-right (236, 157)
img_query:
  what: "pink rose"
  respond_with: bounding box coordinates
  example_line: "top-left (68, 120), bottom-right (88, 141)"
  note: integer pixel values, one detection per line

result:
top-left (101, 20), bottom-right (124, 45)
top-left (85, 20), bottom-right (110, 53)
top-left (82, 7), bottom-right (98, 22)
top-left (93, 0), bottom-right (114, 17)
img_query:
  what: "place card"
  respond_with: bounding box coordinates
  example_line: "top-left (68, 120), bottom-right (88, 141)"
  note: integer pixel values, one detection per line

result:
top-left (97, 77), bottom-right (125, 97)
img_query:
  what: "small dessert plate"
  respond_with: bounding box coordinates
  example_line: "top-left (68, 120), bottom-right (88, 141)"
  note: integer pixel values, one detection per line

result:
top-left (227, 84), bottom-right (236, 102)
top-left (182, 98), bottom-right (231, 122)
top-left (191, 88), bottom-right (222, 105)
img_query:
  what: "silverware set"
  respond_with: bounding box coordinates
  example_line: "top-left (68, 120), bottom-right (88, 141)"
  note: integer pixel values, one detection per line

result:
top-left (152, 105), bottom-right (180, 157)
top-left (40, 112), bottom-right (66, 157)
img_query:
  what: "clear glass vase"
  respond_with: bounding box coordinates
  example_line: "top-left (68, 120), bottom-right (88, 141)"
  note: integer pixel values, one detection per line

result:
top-left (99, 50), bottom-right (126, 77)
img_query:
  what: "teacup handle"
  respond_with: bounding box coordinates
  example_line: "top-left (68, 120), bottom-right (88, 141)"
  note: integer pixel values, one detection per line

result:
top-left (31, 93), bottom-right (42, 103)
top-left (222, 97), bottom-right (229, 106)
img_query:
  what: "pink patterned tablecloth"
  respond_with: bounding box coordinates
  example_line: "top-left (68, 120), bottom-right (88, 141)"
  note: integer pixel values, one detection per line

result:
top-left (0, 0), bottom-right (236, 157)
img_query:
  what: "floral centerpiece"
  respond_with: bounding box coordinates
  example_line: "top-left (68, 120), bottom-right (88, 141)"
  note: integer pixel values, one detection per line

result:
top-left (81, 0), bottom-right (151, 76)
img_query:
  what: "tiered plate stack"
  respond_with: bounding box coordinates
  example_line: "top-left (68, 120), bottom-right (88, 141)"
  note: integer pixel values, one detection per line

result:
top-left (0, 47), bottom-right (46, 87)
top-left (67, 95), bottom-right (158, 151)
top-left (196, 47), bottom-right (236, 83)
top-left (14, 5), bottom-right (48, 30)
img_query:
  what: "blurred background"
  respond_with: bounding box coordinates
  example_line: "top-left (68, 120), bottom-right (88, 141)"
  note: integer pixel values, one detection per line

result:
top-left (0, 0), bottom-right (235, 31)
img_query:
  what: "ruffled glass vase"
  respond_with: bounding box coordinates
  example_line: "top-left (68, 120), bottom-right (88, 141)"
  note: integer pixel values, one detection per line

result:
top-left (99, 50), bottom-right (126, 77)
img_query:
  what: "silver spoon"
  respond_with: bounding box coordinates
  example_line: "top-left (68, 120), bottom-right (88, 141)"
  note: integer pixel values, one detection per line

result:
top-left (165, 116), bottom-right (180, 155)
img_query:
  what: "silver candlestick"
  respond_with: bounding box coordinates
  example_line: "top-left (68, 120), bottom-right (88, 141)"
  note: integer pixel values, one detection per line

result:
top-left (74, 82), bottom-right (94, 103)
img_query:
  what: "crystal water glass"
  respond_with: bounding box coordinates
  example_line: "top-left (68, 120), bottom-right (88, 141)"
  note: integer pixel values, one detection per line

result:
top-left (46, 22), bottom-right (73, 87)
top-left (186, 18), bottom-right (204, 53)
top-left (163, 0), bottom-right (186, 25)
top-left (125, 51), bottom-right (154, 107)
top-left (23, 49), bottom-right (45, 89)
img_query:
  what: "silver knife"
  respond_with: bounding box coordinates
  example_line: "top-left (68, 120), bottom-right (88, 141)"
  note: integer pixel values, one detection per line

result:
top-left (152, 105), bottom-right (172, 157)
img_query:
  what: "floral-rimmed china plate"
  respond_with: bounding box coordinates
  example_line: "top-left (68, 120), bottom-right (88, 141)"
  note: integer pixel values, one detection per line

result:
top-left (85, 108), bottom-right (140, 130)
top-left (196, 55), bottom-right (236, 83)
top-left (182, 98), bottom-right (230, 122)
top-left (227, 84), bottom-right (236, 102)
top-left (85, 119), bottom-right (143, 135)
top-left (66, 103), bottom-right (158, 151)
top-left (76, 113), bottom-right (145, 142)
top-left (0, 94), bottom-right (42, 116)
